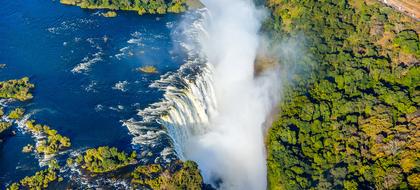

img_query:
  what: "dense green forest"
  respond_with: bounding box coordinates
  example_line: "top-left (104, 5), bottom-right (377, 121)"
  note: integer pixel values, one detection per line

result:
top-left (265, 0), bottom-right (419, 189)
top-left (60, 0), bottom-right (194, 15)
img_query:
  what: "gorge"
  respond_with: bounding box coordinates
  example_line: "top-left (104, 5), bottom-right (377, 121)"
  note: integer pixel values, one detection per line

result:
top-left (0, 0), bottom-right (419, 189)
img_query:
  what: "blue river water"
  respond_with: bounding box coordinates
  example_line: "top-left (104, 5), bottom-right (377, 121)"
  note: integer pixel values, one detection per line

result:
top-left (0, 0), bottom-right (186, 186)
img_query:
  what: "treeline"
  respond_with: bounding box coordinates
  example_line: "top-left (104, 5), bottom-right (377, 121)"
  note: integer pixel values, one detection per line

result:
top-left (265, 0), bottom-right (419, 189)
top-left (60, 0), bottom-right (189, 15)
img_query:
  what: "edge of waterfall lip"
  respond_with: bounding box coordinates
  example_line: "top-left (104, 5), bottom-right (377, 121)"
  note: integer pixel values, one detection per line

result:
top-left (122, 8), bottom-right (210, 164)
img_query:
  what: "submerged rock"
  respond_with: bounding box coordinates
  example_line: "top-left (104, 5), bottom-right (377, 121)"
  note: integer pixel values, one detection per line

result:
top-left (22, 144), bottom-right (34, 153)
top-left (186, 0), bottom-right (205, 9)
top-left (254, 54), bottom-right (278, 76)
top-left (102, 11), bottom-right (117, 18)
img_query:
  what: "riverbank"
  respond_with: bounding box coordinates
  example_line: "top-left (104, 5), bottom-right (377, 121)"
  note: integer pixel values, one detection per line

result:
top-left (377, 0), bottom-right (420, 21)
top-left (60, 0), bottom-right (204, 15)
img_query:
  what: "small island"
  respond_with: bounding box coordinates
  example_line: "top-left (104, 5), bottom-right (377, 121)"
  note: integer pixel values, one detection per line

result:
top-left (0, 77), bottom-right (35, 101)
top-left (0, 122), bottom-right (12, 134)
top-left (22, 144), bottom-right (34, 153)
top-left (73, 146), bottom-right (136, 173)
top-left (8, 108), bottom-right (25, 120)
top-left (137, 66), bottom-right (158, 74)
top-left (102, 10), bottom-right (117, 17)
top-left (0, 77), bottom-right (34, 142)
top-left (8, 160), bottom-right (61, 190)
top-left (25, 120), bottom-right (71, 155)
top-left (64, 146), bottom-right (209, 189)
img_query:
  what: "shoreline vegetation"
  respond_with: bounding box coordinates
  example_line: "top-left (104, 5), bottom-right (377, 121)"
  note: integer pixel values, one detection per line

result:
top-left (24, 120), bottom-right (71, 156)
top-left (265, 0), bottom-right (419, 189)
top-left (60, 0), bottom-right (204, 15)
top-left (8, 160), bottom-right (61, 190)
top-left (0, 77), bottom-right (34, 142)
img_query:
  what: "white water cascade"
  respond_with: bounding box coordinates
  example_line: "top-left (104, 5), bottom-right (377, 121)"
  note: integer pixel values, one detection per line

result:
top-left (123, 9), bottom-right (217, 163)
top-left (126, 0), bottom-right (281, 189)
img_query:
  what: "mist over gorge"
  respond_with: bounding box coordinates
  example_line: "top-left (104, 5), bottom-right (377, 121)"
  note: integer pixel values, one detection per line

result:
top-left (1, 0), bottom-right (418, 189)
top-left (169, 0), bottom-right (282, 189)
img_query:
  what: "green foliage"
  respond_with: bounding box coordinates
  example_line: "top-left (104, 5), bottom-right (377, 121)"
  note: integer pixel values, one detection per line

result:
top-left (6, 183), bottom-right (19, 190)
top-left (131, 160), bottom-right (204, 190)
top-left (408, 173), bottom-right (420, 189)
top-left (66, 158), bottom-right (74, 166)
top-left (8, 108), bottom-right (25, 120)
top-left (7, 160), bottom-right (60, 190)
top-left (0, 77), bottom-right (34, 101)
top-left (79, 146), bottom-right (136, 173)
top-left (60, 0), bottom-right (191, 15)
top-left (265, 0), bottom-right (419, 189)
top-left (25, 120), bottom-right (71, 155)
top-left (10, 169), bottom-right (57, 189)
top-left (0, 121), bottom-right (12, 134)
top-left (394, 30), bottom-right (420, 56)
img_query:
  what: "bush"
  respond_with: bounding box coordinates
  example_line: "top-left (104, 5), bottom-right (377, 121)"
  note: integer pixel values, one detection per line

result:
top-left (79, 146), bottom-right (136, 173)
top-left (8, 108), bottom-right (25, 120)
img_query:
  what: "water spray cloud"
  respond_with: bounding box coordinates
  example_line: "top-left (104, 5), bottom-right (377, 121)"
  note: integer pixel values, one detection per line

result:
top-left (180, 0), bottom-right (282, 189)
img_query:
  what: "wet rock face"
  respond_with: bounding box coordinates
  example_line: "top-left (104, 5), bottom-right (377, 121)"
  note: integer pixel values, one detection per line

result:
top-left (186, 0), bottom-right (205, 9)
top-left (254, 54), bottom-right (278, 76)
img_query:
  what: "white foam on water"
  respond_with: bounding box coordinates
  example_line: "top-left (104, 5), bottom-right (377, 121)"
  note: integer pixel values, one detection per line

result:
top-left (83, 80), bottom-right (98, 92)
top-left (47, 19), bottom-right (94, 35)
top-left (112, 81), bottom-right (129, 92)
top-left (71, 51), bottom-right (103, 74)
top-left (123, 9), bottom-right (211, 164)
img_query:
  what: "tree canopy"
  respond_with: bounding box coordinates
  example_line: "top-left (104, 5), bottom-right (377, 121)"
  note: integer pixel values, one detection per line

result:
top-left (60, 0), bottom-right (189, 15)
top-left (265, 0), bottom-right (419, 189)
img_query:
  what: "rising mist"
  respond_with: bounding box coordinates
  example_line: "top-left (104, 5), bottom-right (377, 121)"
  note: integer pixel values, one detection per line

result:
top-left (182, 0), bottom-right (282, 189)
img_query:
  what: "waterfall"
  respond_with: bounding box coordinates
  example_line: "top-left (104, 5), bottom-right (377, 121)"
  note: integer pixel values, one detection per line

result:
top-left (126, 1), bottom-right (280, 188)
top-left (157, 63), bottom-right (217, 159)
top-left (123, 9), bottom-right (215, 163)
